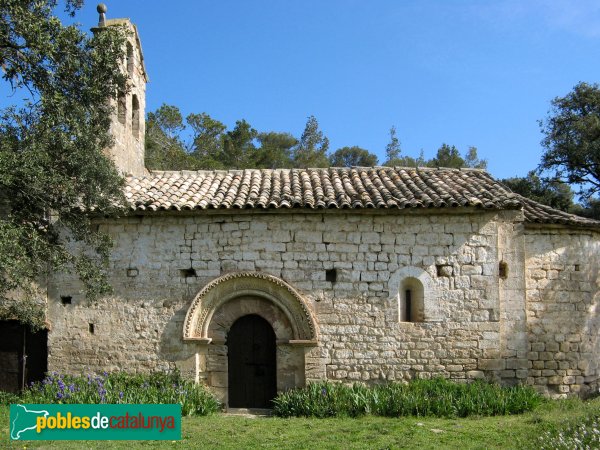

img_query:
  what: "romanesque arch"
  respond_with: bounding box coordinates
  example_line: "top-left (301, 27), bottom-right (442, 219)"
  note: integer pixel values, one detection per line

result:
top-left (183, 271), bottom-right (318, 344)
top-left (182, 272), bottom-right (318, 405)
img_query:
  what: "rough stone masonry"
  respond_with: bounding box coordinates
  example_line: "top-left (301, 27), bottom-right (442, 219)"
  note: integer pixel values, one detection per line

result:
top-left (40, 10), bottom-right (600, 406)
top-left (47, 205), bottom-right (600, 402)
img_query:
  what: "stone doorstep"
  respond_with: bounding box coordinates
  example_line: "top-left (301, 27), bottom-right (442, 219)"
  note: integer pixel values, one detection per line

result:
top-left (225, 408), bottom-right (273, 417)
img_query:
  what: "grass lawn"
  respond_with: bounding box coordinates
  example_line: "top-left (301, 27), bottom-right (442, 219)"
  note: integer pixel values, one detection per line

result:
top-left (1, 397), bottom-right (598, 449)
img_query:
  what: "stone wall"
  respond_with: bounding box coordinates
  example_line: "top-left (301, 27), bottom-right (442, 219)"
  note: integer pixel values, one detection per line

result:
top-left (101, 19), bottom-right (147, 177)
top-left (46, 209), bottom-right (600, 399)
top-left (525, 227), bottom-right (600, 398)
top-left (47, 209), bottom-right (525, 399)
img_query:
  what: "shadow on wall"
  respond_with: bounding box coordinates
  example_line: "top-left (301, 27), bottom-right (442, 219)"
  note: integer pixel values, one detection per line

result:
top-left (525, 230), bottom-right (600, 398)
top-left (157, 295), bottom-right (201, 372)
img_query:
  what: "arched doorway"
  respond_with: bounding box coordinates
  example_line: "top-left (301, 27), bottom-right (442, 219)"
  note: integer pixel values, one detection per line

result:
top-left (182, 272), bottom-right (319, 405)
top-left (227, 314), bottom-right (276, 408)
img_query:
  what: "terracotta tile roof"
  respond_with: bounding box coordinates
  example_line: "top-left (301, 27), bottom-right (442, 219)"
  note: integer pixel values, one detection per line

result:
top-left (123, 167), bottom-right (600, 228)
top-left (518, 195), bottom-right (600, 227)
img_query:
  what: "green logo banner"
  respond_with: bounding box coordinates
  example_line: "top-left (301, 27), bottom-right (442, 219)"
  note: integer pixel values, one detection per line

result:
top-left (10, 404), bottom-right (181, 440)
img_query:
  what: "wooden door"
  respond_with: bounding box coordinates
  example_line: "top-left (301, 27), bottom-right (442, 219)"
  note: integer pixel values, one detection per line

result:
top-left (0, 321), bottom-right (47, 393)
top-left (227, 314), bottom-right (276, 408)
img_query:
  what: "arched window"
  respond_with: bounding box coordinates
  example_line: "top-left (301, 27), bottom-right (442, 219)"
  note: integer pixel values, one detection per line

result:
top-left (400, 277), bottom-right (424, 322)
top-left (389, 266), bottom-right (440, 324)
top-left (117, 92), bottom-right (126, 125)
top-left (126, 42), bottom-right (134, 77)
top-left (131, 95), bottom-right (140, 138)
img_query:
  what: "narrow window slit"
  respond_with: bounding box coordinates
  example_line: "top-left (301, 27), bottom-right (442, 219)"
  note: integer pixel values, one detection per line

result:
top-left (126, 42), bottom-right (134, 76)
top-left (325, 269), bottom-right (337, 282)
top-left (180, 268), bottom-right (197, 278)
top-left (132, 94), bottom-right (140, 138)
top-left (399, 276), bottom-right (424, 323)
top-left (499, 261), bottom-right (508, 279)
top-left (117, 92), bottom-right (126, 125)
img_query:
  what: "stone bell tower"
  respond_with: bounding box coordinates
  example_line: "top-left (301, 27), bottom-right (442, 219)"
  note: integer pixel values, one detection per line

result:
top-left (93, 4), bottom-right (149, 177)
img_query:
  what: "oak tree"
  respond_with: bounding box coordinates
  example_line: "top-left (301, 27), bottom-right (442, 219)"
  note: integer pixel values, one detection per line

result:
top-left (540, 82), bottom-right (600, 198)
top-left (0, 0), bottom-right (127, 327)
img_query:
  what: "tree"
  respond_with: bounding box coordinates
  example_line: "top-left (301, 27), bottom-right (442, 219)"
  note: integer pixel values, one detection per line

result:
top-left (384, 126), bottom-right (401, 164)
top-left (0, 0), bottom-right (128, 327)
top-left (384, 150), bottom-right (426, 168)
top-left (571, 197), bottom-right (600, 220)
top-left (464, 146), bottom-right (488, 169)
top-left (187, 112), bottom-right (227, 169)
top-left (329, 146), bottom-right (378, 167)
top-left (427, 144), bottom-right (487, 169)
top-left (292, 116), bottom-right (330, 168)
top-left (428, 144), bottom-right (465, 168)
top-left (149, 104), bottom-right (185, 140)
top-left (145, 104), bottom-right (196, 170)
top-left (255, 132), bottom-right (297, 169)
top-left (502, 171), bottom-right (575, 212)
top-left (221, 119), bottom-right (259, 169)
top-left (539, 82), bottom-right (600, 198)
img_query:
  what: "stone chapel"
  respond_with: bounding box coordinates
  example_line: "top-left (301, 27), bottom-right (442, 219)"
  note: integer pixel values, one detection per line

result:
top-left (4, 8), bottom-right (600, 406)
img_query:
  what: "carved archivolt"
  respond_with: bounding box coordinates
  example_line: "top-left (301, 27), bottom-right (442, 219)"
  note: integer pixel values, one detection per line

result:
top-left (183, 271), bottom-right (318, 343)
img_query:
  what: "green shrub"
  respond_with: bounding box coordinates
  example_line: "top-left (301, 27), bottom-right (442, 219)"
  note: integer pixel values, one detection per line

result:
top-left (273, 378), bottom-right (542, 418)
top-left (0, 390), bottom-right (20, 406)
top-left (16, 371), bottom-right (220, 416)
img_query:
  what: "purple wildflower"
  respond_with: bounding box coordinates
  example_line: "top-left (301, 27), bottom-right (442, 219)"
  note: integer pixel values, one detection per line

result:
top-left (119, 392), bottom-right (124, 399)
top-left (321, 388), bottom-right (327, 397)
top-left (56, 392), bottom-right (63, 399)
top-left (68, 384), bottom-right (75, 392)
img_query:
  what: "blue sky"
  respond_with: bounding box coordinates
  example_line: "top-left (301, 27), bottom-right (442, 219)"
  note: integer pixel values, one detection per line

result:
top-left (56, 1), bottom-right (600, 178)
